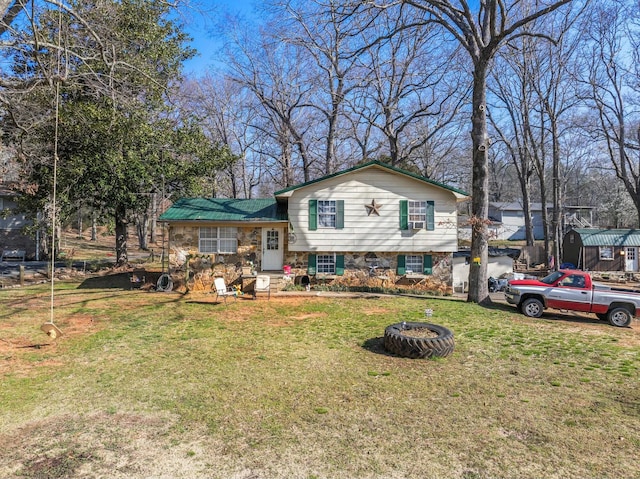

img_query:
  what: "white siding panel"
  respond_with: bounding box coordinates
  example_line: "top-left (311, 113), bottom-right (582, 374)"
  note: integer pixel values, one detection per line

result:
top-left (288, 168), bottom-right (460, 253)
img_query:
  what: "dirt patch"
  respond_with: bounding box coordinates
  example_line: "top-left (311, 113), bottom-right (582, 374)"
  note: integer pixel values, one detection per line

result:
top-left (361, 307), bottom-right (393, 316)
top-left (0, 313), bottom-right (101, 377)
top-left (0, 412), bottom-right (214, 479)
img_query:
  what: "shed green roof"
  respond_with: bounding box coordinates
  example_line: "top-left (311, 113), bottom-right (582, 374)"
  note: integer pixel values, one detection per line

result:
top-left (571, 228), bottom-right (640, 247)
top-left (159, 198), bottom-right (287, 222)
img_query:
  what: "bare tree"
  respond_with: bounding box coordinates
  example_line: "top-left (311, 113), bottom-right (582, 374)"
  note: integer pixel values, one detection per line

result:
top-left (489, 41), bottom-right (538, 245)
top-left (580, 0), bottom-right (640, 225)
top-left (178, 74), bottom-right (263, 198)
top-left (224, 15), bottom-right (317, 185)
top-left (274, 0), bottom-right (364, 175)
top-left (353, 4), bottom-right (468, 168)
top-left (381, 0), bottom-right (582, 303)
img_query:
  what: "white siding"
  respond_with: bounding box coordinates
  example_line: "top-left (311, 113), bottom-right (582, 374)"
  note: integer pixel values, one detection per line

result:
top-left (287, 167), bottom-right (459, 253)
top-left (452, 255), bottom-right (514, 291)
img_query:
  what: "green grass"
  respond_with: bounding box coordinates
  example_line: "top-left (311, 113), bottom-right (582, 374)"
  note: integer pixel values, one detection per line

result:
top-left (0, 283), bottom-right (639, 478)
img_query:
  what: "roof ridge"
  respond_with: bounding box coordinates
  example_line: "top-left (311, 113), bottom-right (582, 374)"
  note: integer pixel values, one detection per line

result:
top-left (274, 160), bottom-right (469, 197)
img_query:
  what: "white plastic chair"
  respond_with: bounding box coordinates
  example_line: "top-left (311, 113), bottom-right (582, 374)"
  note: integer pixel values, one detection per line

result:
top-left (254, 275), bottom-right (271, 300)
top-left (213, 277), bottom-right (236, 303)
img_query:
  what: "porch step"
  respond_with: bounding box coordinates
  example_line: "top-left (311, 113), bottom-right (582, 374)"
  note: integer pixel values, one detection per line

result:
top-left (249, 272), bottom-right (288, 292)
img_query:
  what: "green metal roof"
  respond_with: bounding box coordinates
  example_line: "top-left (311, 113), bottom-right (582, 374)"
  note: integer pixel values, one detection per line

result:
top-left (159, 198), bottom-right (287, 222)
top-left (274, 160), bottom-right (469, 198)
top-left (571, 228), bottom-right (640, 247)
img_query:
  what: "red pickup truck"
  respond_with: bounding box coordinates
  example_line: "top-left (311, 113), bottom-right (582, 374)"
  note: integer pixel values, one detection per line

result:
top-left (505, 269), bottom-right (639, 327)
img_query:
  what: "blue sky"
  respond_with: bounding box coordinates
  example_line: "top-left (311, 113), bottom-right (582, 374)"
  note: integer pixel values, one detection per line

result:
top-left (181, 0), bottom-right (256, 75)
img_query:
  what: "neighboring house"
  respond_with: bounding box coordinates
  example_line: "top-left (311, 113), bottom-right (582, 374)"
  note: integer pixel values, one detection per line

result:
top-left (452, 248), bottom-right (519, 292)
top-left (0, 186), bottom-right (34, 259)
top-left (160, 161), bottom-right (469, 290)
top-left (563, 228), bottom-right (640, 272)
top-left (487, 202), bottom-right (547, 241)
top-left (460, 202), bottom-right (595, 241)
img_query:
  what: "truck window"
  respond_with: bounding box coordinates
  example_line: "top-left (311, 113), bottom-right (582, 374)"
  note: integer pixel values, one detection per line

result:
top-left (540, 271), bottom-right (564, 284)
top-left (561, 275), bottom-right (585, 288)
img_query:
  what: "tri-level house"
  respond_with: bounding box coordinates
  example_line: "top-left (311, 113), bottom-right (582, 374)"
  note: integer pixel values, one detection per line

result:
top-left (159, 161), bottom-right (469, 291)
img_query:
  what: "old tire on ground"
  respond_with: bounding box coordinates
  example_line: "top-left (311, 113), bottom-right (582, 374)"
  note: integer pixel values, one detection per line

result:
top-left (607, 307), bottom-right (632, 327)
top-left (521, 298), bottom-right (544, 318)
top-left (156, 274), bottom-right (173, 292)
top-left (384, 322), bottom-right (455, 359)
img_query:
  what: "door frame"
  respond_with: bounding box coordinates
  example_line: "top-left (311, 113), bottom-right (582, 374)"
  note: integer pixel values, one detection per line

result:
top-left (261, 227), bottom-right (284, 271)
top-left (625, 247), bottom-right (638, 272)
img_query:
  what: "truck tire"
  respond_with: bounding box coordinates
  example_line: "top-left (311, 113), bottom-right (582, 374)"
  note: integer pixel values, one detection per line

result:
top-left (384, 322), bottom-right (455, 359)
top-left (607, 307), bottom-right (632, 328)
top-left (521, 298), bottom-right (544, 318)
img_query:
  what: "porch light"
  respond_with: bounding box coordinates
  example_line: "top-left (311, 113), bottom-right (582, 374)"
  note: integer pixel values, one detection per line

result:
top-left (620, 250), bottom-right (625, 256)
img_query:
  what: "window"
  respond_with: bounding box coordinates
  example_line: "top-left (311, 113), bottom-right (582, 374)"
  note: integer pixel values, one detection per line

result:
top-left (318, 200), bottom-right (336, 228)
top-left (199, 227), bottom-right (238, 254)
top-left (218, 227), bottom-right (238, 253)
top-left (317, 254), bottom-right (335, 274)
top-left (309, 199), bottom-right (344, 230)
top-left (400, 200), bottom-right (435, 230)
top-left (405, 255), bottom-right (423, 274)
top-left (599, 246), bottom-right (614, 260)
top-left (266, 229), bottom-right (279, 250)
top-left (409, 201), bottom-right (426, 223)
top-left (560, 275), bottom-right (585, 288)
top-left (307, 254), bottom-right (345, 275)
top-left (397, 254), bottom-right (433, 275)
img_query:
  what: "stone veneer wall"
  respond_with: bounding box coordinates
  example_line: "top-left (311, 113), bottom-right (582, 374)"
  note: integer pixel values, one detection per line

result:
top-left (167, 225), bottom-right (260, 291)
top-left (283, 251), bottom-right (452, 295)
top-left (167, 225), bottom-right (452, 294)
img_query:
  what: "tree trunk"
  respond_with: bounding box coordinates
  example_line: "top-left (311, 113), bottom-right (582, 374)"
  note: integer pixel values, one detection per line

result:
top-left (136, 212), bottom-right (149, 250)
top-left (115, 204), bottom-right (128, 265)
top-left (521, 176), bottom-right (535, 246)
top-left (467, 63), bottom-right (490, 305)
top-left (91, 212), bottom-right (97, 242)
top-left (551, 116), bottom-right (562, 267)
top-left (77, 209), bottom-right (83, 238)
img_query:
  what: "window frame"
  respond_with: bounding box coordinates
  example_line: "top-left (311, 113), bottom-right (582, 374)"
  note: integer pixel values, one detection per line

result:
top-left (599, 246), bottom-right (614, 261)
top-left (405, 255), bottom-right (423, 274)
top-left (408, 201), bottom-right (426, 223)
top-left (316, 254), bottom-right (336, 274)
top-left (318, 200), bottom-right (337, 228)
top-left (199, 226), bottom-right (238, 254)
top-left (400, 200), bottom-right (434, 230)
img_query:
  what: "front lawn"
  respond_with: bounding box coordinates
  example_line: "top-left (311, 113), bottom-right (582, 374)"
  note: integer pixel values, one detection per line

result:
top-left (1, 282), bottom-right (639, 478)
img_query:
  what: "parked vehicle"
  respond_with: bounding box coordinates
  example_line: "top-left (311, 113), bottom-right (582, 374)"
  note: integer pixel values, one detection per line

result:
top-left (488, 276), bottom-right (508, 292)
top-left (505, 269), bottom-right (640, 327)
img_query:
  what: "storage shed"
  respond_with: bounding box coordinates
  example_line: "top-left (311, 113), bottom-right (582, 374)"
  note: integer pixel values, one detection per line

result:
top-left (563, 228), bottom-right (640, 272)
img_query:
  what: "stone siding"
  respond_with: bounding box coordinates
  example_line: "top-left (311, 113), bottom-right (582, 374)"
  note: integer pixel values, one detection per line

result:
top-left (167, 225), bottom-right (452, 294)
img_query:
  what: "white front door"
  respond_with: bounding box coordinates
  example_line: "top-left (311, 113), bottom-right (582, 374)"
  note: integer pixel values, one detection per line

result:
top-left (625, 247), bottom-right (638, 272)
top-left (262, 227), bottom-right (283, 271)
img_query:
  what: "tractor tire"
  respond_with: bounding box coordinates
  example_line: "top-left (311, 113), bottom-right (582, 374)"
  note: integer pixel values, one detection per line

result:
top-left (384, 322), bottom-right (455, 359)
top-left (607, 307), bottom-right (632, 328)
top-left (521, 298), bottom-right (544, 318)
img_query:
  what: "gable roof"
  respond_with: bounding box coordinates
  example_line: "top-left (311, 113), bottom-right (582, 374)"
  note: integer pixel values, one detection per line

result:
top-left (159, 198), bottom-right (287, 222)
top-left (274, 160), bottom-right (469, 199)
top-left (490, 202), bottom-right (548, 212)
top-left (569, 228), bottom-right (640, 247)
top-left (491, 202), bottom-right (596, 212)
